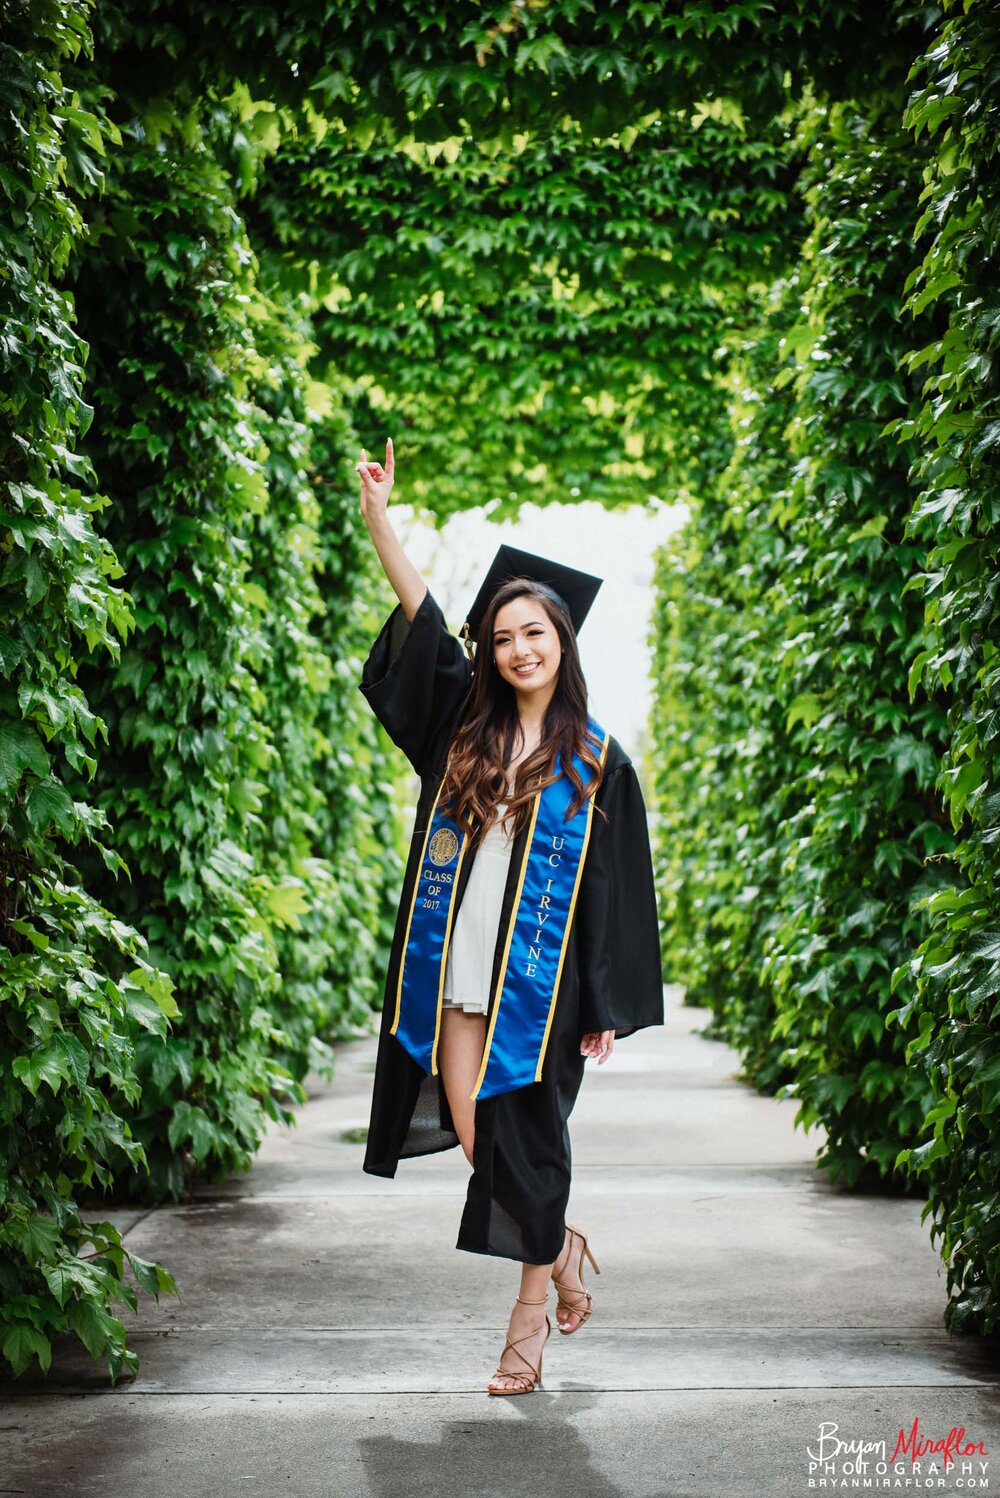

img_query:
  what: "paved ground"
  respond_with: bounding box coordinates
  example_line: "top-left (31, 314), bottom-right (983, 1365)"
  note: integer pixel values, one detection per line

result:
top-left (2, 988), bottom-right (998, 1496)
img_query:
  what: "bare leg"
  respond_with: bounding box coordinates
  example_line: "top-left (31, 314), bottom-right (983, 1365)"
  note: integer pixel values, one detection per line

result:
top-left (437, 1008), bottom-right (487, 1167)
top-left (488, 1257), bottom-right (557, 1393)
top-left (488, 1223), bottom-right (593, 1390)
top-left (438, 1009), bottom-right (566, 1391)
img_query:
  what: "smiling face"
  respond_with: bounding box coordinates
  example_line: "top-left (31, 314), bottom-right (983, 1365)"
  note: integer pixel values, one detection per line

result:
top-left (492, 593), bottom-right (563, 700)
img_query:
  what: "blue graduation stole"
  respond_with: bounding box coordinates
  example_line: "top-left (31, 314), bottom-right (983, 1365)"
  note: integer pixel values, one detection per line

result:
top-left (391, 716), bottom-right (610, 1101)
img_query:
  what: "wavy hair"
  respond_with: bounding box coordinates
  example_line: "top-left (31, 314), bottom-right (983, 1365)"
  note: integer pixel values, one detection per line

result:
top-left (439, 577), bottom-right (608, 847)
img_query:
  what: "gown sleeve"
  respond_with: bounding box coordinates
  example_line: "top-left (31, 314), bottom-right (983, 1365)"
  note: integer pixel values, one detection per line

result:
top-left (574, 761), bottom-right (664, 1040)
top-left (358, 585), bottom-right (473, 778)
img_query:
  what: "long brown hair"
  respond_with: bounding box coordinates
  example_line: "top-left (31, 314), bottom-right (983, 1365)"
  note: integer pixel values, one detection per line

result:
top-left (439, 577), bottom-right (608, 847)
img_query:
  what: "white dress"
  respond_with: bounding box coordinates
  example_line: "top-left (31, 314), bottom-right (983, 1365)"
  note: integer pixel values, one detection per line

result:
top-left (442, 801), bottom-right (515, 1014)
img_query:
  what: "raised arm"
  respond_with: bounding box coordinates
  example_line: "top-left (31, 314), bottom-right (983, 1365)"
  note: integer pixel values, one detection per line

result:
top-left (356, 438), bottom-right (427, 623)
top-left (355, 438), bottom-right (472, 777)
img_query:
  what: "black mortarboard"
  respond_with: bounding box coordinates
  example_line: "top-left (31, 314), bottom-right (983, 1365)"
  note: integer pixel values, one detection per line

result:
top-left (460, 544), bottom-right (603, 654)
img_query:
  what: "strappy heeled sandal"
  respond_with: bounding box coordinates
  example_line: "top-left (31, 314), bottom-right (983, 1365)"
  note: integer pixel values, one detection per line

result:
top-left (487, 1292), bottom-right (552, 1396)
top-left (552, 1223), bottom-right (601, 1335)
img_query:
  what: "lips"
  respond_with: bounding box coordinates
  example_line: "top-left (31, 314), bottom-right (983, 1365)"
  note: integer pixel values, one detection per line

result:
top-left (513, 662), bottom-right (540, 675)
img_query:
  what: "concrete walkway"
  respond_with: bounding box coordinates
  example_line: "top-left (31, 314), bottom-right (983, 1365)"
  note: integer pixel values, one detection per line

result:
top-left (3, 988), bottom-right (998, 1496)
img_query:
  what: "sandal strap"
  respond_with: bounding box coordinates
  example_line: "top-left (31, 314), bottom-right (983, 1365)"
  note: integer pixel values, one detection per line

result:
top-left (493, 1314), bottom-right (550, 1383)
top-left (554, 1284), bottom-right (593, 1309)
top-left (553, 1225), bottom-right (596, 1328)
top-left (489, 1370), bottom-right (536, 1390)
top-left (556, 1299), bottom-right (593, 1324)
top-left (491, 1363), bottom-right (541, 1388)
top-left (491, 1362), bottom-right (540, 1388)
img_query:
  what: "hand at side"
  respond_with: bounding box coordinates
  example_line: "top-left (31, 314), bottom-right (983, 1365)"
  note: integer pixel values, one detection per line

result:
top-left (580, 1030), bottom-right (614, 1064)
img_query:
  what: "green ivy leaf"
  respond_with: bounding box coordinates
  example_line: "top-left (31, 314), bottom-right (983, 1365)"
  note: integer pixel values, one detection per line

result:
top-left (0, 1323), bottom-right (52, 1376)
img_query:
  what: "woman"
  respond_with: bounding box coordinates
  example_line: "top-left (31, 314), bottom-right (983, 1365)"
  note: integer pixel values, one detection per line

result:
top-left (355, 438), bottom-right (664, 1395)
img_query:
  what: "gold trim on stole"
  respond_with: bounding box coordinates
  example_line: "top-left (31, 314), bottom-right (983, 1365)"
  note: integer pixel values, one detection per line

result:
top-left (469, 794), bottom-right (542, 1101)
top-left (391, 776), bottom-right (448, 1039)
top-left (534, 730), bottom-right (610, 1079)
top-left (430, 832), bottom-right (469, 1075)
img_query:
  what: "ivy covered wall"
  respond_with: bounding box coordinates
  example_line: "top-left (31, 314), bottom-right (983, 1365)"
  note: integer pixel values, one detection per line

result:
top-left (1, 0), bottom-right (398, 1379)
top-left (648, 5), bottom-right (1000, 1333)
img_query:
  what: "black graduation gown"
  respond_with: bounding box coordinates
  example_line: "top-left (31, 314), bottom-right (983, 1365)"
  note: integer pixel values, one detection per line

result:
top-left (358, 586), bottom-right (664, 1265)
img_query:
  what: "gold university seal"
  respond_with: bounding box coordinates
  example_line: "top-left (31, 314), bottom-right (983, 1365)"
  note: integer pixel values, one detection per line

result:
top-left (428, 828), bottom-right (459, 866)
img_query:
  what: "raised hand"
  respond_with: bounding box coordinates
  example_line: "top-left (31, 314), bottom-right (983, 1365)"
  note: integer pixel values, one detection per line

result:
top-left (352, 436), bottom-right (426, 622)
top-left (356, 437), bottom-right (395, 525)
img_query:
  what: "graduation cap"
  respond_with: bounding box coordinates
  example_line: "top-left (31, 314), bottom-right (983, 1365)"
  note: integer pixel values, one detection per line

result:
top-left (459, 544), bottom-right (603, 656)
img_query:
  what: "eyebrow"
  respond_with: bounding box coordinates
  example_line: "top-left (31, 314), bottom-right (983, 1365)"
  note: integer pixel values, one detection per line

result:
top-left (493, 619), bottom-right (546, 639)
